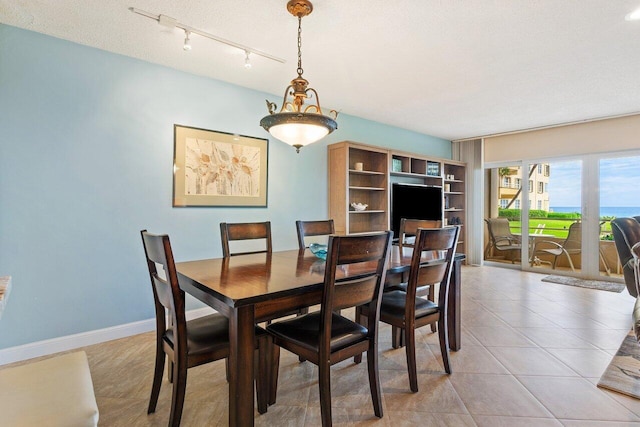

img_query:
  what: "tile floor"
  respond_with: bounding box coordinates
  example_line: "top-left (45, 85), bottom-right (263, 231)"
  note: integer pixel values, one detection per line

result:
top-left (7, 265), bottom-right (640, 426)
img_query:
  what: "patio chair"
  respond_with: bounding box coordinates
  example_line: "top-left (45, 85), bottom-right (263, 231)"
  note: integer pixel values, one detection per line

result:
top-left (484, 218), bottom-right (522, 263)
top-left (531, 221), bottom-right (581, 271)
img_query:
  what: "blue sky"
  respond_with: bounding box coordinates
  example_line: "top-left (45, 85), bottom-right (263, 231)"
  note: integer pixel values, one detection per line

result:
top-left (548, 157), bottom-right (640, 207)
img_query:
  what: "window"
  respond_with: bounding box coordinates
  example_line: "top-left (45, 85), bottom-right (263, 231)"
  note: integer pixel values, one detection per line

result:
top-left (537, 182), bottom-right (544, 193)
top-left (544, 164), bottom-right (550, 177)
top-left (544, 183), bottom-right (548, 193)
top-left (500, 199), bottom-right (509, 209)
top-left (529, 180), bottom-right (533, 193)
top-left (537, 164), bottom-right (543, 174)
top-left (502, 176), bottom-right (510, 187)
top-left (515, 178), bottom-right (521, 189)
top-left (537, 200), bottom-right (542, 210)
top-left (515, 199), bottom-right (521, 209)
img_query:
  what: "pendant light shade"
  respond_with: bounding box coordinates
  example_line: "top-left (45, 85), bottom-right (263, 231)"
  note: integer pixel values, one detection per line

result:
top-left (260, 0), bottom-right (338, 153)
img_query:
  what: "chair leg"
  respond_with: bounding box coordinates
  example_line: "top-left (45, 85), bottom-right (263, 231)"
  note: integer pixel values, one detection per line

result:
top-left (392, 326), bottom-right (402, 349)
top-left (269, 343), bottom-right (280, 405)
top-left (564, 250), bottom-right (576, 272)
top-left (168, 361), bottom-right (174, 383)
top-left (354, 307), bottom-right (365, 363)
top-left (428, 285), bottom-right (437, 333)
top-left (405, 326), bottom-right (419, 393)
top-left (168, 363), bottom-right (187, 427)
top-left (438, 318), bottom-right (452, 374)
top-left (318, 359), bottom-right (332, 427)
top-left (366, 340), bottom-right (383, 418)
top-left (255, 335), bottom-right (269, 414)
top-left (147, 347), bottom-right (165, 414)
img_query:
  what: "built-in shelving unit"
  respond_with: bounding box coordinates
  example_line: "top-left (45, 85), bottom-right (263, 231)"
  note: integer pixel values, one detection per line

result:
top-left (328, 141), bottom-right (467, 257)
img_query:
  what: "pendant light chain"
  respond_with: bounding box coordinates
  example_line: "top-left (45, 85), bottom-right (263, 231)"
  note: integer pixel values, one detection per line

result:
top-left (297, 16), bottom-right (304, 76)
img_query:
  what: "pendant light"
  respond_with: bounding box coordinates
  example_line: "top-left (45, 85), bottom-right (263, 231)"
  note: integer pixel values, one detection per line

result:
top-left (260, 0), bottom-right (338, 153)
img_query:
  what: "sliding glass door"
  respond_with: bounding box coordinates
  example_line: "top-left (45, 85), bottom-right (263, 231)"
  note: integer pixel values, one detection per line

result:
top-left (485, 151), bottom-right (640, 281)
top-left (598, 154), bottom-right (640, 279)
top-left (526, 160), bottom-right (582, 275)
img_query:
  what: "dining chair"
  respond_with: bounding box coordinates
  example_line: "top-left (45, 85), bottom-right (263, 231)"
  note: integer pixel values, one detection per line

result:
top-left (397, 218), bottom-right (442, 251)
top-left (484, 217), bottom-right (522, 263)
top-left (357, 226), bottom-right (459, 392)
top-left (220, 221), bottom-right (272, 257)
top-left (296, 219), bottom-right (335, 250)
top-left (390, 218), bottom-right (442, 341)
top-left (266, 231), bottom-right (392, 427)
top-left (140, 230), bottom-right (271, 426)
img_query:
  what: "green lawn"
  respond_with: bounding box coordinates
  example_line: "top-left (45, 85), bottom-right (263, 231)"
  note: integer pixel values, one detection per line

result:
top-left (508, 218), bottom-right (612, 239)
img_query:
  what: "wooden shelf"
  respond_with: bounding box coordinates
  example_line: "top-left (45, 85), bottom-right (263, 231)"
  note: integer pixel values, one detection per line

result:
top-left (349, 186), bottom-right (385, 191)
top-left (329, 141), bottom-right (467, 260)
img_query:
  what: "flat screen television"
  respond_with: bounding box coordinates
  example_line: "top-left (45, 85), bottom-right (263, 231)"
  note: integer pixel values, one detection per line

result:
top-left (391, 183), bottom-right (443, 239)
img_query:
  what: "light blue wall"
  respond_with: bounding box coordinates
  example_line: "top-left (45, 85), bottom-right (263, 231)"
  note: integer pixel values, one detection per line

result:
top-left (0, 24), bottom-right (450, 349)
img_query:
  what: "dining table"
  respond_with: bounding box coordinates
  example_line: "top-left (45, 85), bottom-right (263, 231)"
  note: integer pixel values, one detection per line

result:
top-left (176, 246), bottom-right (465, 426)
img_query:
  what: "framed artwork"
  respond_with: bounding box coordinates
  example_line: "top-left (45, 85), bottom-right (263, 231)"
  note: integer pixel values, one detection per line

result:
top-left (173, 125), bottom-right (268, 207)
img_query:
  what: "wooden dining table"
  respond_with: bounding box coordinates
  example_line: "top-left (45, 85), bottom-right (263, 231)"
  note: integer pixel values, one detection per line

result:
top-left (176, 246), bottom-right (464, 426)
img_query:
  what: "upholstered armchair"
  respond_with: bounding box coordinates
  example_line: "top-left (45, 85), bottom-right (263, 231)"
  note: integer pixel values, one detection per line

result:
top-left (611, 217), bottom-right (640, 298)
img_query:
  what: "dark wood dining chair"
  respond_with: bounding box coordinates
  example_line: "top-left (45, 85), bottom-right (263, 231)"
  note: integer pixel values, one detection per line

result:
top-left (295, 219), bottom-right (335, 250)
top-left (390, 218), bottom-right (443, 340)
top-left (357, 226), bottom-right (459, 392)
top-left (140, 230), bottom-right (271, 426)
top-left (220, 221), bottom-right (272, 257)
top-left (397, 218), bottom-right (442, 251)
top-left (267, 231), bottom-right (392, 427)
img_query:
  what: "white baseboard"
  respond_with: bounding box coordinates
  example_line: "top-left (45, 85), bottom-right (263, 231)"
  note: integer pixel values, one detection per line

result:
top-left (0, 307), bottom-right (214, 366)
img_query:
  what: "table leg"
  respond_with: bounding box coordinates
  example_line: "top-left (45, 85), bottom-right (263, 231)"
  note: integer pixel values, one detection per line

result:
top-left (229, 305), bottom-right (255, 426)
top-left (447, 258), bottom-right (462, 351)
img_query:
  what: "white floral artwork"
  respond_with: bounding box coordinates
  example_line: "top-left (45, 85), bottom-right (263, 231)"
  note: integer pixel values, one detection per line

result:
top-left (184, 138), bottom-right (261, 197)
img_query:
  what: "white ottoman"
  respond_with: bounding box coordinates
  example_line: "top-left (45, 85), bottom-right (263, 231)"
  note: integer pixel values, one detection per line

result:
top-left (0, 351), bottom-right (99, 426)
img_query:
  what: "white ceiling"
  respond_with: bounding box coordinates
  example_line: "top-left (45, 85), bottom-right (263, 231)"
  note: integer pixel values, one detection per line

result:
top-left (2, 0), bottom-right (640, 141)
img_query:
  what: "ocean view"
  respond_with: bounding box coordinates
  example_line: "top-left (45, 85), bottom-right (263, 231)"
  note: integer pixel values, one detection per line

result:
top-left (551, 206), bottom-right (640, 218)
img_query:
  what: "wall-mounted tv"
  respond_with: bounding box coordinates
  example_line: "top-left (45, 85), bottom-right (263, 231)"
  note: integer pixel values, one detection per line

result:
top-left (391, 183), bottom-right (443, 239)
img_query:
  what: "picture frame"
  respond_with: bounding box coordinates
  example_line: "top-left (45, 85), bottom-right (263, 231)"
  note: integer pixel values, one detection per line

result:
top-left (173, 125), bottom-right (268, 207)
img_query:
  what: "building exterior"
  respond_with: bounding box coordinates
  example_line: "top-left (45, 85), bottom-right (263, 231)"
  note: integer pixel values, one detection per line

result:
top-left (498, 164), bottom-right (550, 212)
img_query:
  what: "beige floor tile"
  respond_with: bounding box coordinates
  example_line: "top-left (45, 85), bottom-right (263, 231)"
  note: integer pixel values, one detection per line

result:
top-left (544, 348), bottom-right (612, 377)
top-left (515, 327), bottom-right (597, 349)
top-left (466, 325), bottom-right (535, 347)
top-left (486, 347), bottom-right (577, 377)
top-left (427, 343), bottom-right (510, 374)
top-left (493, 310), bottom-right (558, 328)
top-left (381, 370), bottom-right (468, 414)
top-left (561, 421), bottom-right (640, 426)
top-left (448, 373), bottom-right (552, 417)
top-left (473, 415), bottom-right (563, 426)
top-left (517, 376), bottom-right (640, 422)
top-left (566, 327), bottom-right (631, 351)
top-left (386, 411), bottom-right (476, 426)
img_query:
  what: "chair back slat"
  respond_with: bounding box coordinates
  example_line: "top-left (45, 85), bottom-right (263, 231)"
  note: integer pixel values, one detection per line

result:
top-left (220, 221), bottom-right (272, 257)
top-left (333, 276), bottom-right (380, 311)
top-left (296, 219), bottom-right (335, 250)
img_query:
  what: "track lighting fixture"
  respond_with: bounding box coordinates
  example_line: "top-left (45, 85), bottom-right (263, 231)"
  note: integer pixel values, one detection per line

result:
top-left (129, 7), bottom-right (285, 67)
top-left (183, 30), bottom-right (192, 51)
